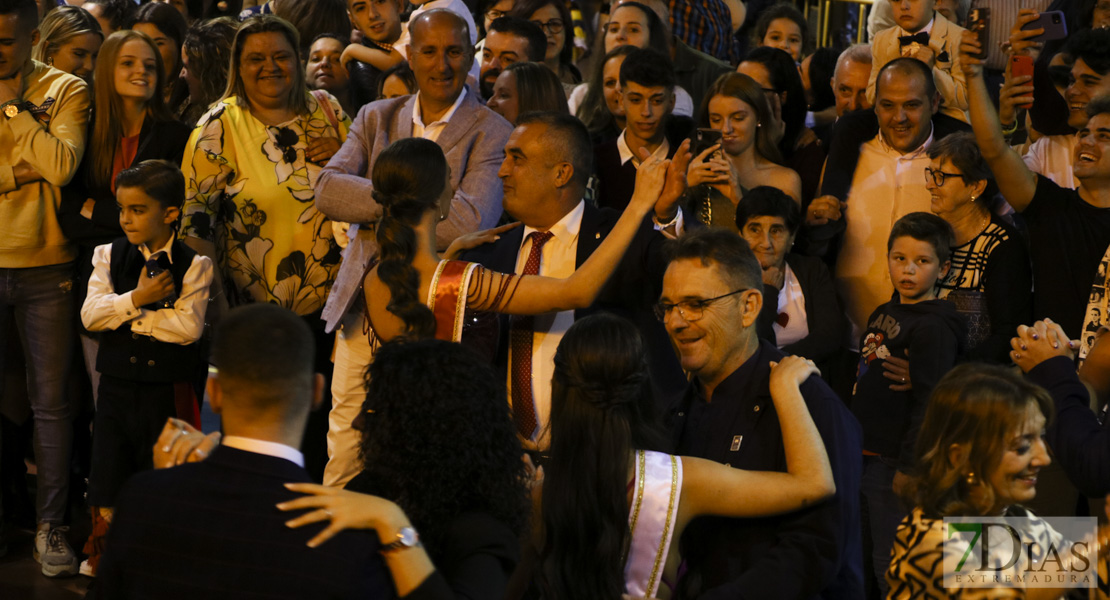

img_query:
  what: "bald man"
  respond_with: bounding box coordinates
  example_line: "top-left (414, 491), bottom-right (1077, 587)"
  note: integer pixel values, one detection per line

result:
top-left (315, 9), bottom-right (513, 487)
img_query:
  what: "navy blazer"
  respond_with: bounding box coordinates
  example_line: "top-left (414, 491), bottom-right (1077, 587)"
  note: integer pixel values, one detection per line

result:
top-left (97, 446), bottom-right (394, 599)
top-left (460, 202), bottom-right (687, 398)
top-left (668, 340), bottom-right (864, 600)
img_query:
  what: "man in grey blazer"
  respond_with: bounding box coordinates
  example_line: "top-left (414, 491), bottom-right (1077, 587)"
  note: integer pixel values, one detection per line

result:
top-left (314, 8), bottom-right (512, 487)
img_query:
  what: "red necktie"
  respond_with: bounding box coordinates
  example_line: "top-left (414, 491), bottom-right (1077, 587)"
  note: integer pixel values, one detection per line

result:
top-left (510, 231), bottom-right (554, 440)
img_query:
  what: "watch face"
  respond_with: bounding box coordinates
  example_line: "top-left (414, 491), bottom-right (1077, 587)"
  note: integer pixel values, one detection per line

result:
top-left (4, 104), bottom-right (17, 118)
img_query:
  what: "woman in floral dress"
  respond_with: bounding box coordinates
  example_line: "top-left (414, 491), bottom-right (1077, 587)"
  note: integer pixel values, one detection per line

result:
top-left (181, 15), bottom-right (348, 320)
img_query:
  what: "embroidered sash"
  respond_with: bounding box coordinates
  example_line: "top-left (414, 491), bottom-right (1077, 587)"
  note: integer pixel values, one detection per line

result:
top-left (427, 260), bottom-right (479, 343)
top-left (624, 450), bottom-right (682, 598)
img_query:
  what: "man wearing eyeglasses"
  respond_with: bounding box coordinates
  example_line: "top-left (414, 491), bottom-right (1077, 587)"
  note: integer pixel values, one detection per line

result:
top-left (807, 58), bottom-right (970, 346)
top-left (661, 228), bottom-right (864, 600)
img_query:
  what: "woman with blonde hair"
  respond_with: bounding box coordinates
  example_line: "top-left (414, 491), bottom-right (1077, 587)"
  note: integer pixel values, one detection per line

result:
top-left (33, 5), bottom-right (103, 85)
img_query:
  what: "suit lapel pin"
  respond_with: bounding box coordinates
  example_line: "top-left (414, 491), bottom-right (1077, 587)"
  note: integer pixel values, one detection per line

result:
top-left (595, 232), bottom-right (601, 239)
top-left (730, 435), bottom-right (742, 451)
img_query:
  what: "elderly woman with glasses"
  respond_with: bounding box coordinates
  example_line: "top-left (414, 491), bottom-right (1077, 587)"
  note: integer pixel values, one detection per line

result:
top-left (927, 132), bottom-right (1033, 364)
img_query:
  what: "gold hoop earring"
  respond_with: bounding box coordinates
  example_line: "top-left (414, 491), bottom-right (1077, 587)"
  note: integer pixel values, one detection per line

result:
top-left (965, 472), bottom-right (978, 485)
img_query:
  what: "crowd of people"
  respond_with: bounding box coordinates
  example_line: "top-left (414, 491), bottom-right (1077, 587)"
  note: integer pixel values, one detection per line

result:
top-left (2, 0), bottom-right (1110, 598)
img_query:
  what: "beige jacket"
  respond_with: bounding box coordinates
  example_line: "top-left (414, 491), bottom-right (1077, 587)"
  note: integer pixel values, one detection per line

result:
top-left (0, 60), bottom-right (89, 268)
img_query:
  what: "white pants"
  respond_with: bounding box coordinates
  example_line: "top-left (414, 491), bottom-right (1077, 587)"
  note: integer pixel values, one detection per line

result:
top-left (323, 310), bottom-right (373, 488)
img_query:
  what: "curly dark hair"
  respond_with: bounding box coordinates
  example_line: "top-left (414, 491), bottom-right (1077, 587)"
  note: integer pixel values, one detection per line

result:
top-left (369, 138), bottom-right (448, 340)
top-left (354, 339), bottom-right (530, 561)
top-left (540, 313), bottom-right (668, 598)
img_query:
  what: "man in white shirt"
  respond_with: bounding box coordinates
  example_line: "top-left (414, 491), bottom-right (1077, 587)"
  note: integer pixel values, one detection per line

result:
top-left (97, 304), bottom-right (394, 597)
top-left (316, 8), bottom-right (512, 487)
top-left (462, 112), bottom-right (687, 448)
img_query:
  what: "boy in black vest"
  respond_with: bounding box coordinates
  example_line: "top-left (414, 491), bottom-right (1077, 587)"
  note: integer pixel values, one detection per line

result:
top-left (79, 160), bottom-right (214, 576)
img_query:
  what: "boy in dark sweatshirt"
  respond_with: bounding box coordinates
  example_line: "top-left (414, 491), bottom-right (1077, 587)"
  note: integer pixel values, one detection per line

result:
top-left (851, 212), bottom-right (966, 595)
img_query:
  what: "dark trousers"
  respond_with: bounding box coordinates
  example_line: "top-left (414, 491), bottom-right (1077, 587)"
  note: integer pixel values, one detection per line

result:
top-left (860, 455), bottom-right (908, 599)
top-left (86, 375), bottom-right (177, 507)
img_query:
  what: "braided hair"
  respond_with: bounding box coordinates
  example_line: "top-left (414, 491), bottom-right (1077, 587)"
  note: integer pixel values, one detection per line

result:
top-left (370, 138), bottom-right (448, 339)
top-left (540, 313), bottom-right (669, 598)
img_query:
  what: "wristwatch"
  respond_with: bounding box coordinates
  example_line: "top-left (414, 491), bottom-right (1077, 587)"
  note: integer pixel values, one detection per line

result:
top-left (380, 526), bottom-right (420, 554)
top-left (2, 101), bottom-right (19, 118)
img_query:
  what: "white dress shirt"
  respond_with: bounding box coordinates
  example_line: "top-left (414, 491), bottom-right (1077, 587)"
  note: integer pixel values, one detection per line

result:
top-left (835, 128), bottom-right (935, 347)
top-left (412, 87), bottom-right (468, 142)
top-left (509, 200), bottom-right (585, 443)
top-left (222, 436), bottom-right (305, 468)
top-left (81, 236), bottom-right (214, 345)
top-left (774, 263), bottom-right (809, 347)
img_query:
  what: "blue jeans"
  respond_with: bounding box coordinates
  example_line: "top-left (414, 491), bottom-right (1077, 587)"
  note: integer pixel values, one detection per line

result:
top-left (0, 263), bottom-right (76, 524)
top-left (860, 455), bottom-right (908, 598)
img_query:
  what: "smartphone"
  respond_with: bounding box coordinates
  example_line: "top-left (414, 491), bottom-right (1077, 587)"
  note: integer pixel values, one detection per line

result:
top-left (1021, 11), bottom-right (1067, 43)
top-left (1011, 55), bottom-right (1034, 109)
top-left (967, 8), bottom-right (990, 60)
top-left (692, 128), bottom-right (723, 161)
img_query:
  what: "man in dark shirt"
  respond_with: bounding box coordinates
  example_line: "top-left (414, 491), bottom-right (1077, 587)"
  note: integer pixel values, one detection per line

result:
top-left (478, 17), bottom-right (546, 100)
top-left (964, 34), bottom-right (1110, 337)
top-left (661, 228), bottom-right (863, 600)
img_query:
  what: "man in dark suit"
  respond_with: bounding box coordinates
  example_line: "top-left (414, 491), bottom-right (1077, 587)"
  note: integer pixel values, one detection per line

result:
top-left (96, 304), bottom-right (393, 599)
top-left (462, 112), bottom-right (688, 446)
top-left (661, 228), bottom-right (864, 600)
top-left (315, 8), bottom-right (513, 487)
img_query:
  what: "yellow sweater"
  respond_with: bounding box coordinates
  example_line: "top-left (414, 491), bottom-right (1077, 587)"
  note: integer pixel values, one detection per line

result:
top-left (0, 60), bottom-right (89, 268)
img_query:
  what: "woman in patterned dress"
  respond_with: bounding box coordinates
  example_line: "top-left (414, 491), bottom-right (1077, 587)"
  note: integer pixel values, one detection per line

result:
top-left (886, 363), bottom-right (1110, 599)
top-left (181, 15), bottom-right (348, 324)
top-left (928, 131), bottom-right (1033, 363)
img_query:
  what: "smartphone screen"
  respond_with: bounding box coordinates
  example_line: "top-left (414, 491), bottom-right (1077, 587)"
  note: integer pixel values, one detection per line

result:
top-left (693, 128), bottom-right (723, 161)
top-left (968, 8), bottom-right (990, 60)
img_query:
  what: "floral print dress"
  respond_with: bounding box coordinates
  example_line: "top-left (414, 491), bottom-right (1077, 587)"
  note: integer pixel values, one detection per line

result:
top-left (181, 92), bottom-right (350, 316)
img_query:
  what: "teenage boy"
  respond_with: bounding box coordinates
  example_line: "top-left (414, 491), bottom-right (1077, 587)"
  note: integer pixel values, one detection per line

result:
top-left (867, 0), bottom-right (968, 121)
top-left (594, 47), bottom-right (691, 212)
top-left (79, 160), bottom-right (214, 577)
top-left (851, 212), bottom-right (965, 596)
top-left (342, 0), bottom-right (407, 110)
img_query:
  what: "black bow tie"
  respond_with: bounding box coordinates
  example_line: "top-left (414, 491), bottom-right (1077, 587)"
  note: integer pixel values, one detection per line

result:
top-left (899, 31), bottom-right (930, 46)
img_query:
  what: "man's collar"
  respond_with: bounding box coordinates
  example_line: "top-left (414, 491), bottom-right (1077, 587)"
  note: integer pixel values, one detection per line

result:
top-left (877, 121), bottom-right (934, 157)
top-left (521, 199), bottom-right (585, 246)
top-left (413, 87), bottom-right (468, 129)
top-left (617, 129), bottom-right (670, 166)
top-left (222, 436), bottom-right (305, 468)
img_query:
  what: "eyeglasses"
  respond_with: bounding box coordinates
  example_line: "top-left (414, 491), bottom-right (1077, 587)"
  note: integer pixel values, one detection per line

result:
top-left (924, 166), bottom-right (966, 187)
top-left (654, 289), bottom-right (749, 322)
top-left (531, 18), bottom-right (564, 34)
top-left (485, 8), bottom-right (507, 20)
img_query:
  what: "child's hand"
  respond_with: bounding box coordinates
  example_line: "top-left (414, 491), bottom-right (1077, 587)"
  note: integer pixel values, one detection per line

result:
top-left (132, 270), bottom-right (174, 307)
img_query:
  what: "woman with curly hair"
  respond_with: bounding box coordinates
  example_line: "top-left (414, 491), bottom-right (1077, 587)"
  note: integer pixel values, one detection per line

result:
top-left (537, 313), bottom-right (835, 598)
top-left (282, 338), bottom-right (529, 597)
top-left (177, 17), bottom-right (238, 127)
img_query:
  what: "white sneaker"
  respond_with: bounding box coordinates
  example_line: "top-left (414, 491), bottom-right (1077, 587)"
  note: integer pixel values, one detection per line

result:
top-left (34, 523), bottom-right (79, 577)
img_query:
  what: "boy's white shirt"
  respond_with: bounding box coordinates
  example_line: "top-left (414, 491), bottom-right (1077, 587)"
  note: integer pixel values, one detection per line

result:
top-left (81, 235), bottom-right (214, 345)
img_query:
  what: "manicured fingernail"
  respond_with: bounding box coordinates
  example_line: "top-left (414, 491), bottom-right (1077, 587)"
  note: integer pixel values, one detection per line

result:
top-left (1053, 341), bottom-right (1059, 348)
top-left (1031, 333), bottom-right (1038, 340)
top-left (1014, 352), bottom-right (1022, 359)
top-left (1020, 344), bottom-right (1027, 350)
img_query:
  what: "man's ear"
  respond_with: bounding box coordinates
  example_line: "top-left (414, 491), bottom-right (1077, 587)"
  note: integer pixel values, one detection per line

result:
top-left (740, 288), bottom-right (764, 328)
top-left (666, 90), bottom-right (676, 115)
top-left (553, 162), bottom-right (574, 188)
top-left (930, 90), bottom-right (941, 115)
top-left (939, 258), bottom-right (951, 281)
top-left (163, 206), bottom-right (181, 227)
top-left (29, 28), bottom-right (39, 48)
top-left (207, 375), bottom-right (223, 415)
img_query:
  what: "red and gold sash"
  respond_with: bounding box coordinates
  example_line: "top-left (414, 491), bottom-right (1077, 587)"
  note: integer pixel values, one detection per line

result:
top-left (428, 260), bottom-right (480, 342)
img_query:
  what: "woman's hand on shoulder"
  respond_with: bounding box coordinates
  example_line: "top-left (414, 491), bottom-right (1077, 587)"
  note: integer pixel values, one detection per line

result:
top-left (443, 222), bottom-right (521, 260)
top-left (768, 355), bottom-right (819, 396)
top-left (1011, 319), bottom-right (1079, 373)
top-left (278, 483), bottom-right (410, 548)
